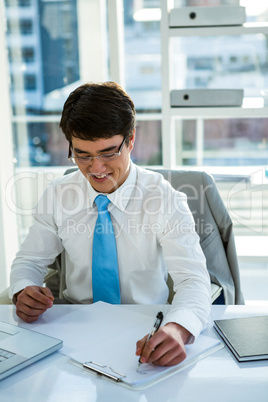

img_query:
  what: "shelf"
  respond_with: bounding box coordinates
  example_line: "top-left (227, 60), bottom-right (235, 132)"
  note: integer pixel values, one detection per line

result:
top-left (170, 105), bottom-right (268, 119)
top-left (168, 22), bottom-right (268, 37)
top-left (160, 0), bottom-right (268, 167)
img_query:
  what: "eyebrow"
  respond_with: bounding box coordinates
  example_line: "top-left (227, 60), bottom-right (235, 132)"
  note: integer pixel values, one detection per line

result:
top-left (73, 144), bottom-right (119, 155)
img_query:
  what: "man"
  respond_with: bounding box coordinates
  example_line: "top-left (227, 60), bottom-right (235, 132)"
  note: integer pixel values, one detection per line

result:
top-left (10, 82), bottom-right (211, 367)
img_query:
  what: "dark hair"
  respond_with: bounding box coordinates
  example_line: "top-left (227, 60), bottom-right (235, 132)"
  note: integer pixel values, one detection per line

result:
top-left (59, 81), bottom-right (136, 144)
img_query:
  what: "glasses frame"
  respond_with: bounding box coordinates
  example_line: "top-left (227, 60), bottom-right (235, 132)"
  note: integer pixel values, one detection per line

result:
top-left (68, 138), bottom-right (126, 165)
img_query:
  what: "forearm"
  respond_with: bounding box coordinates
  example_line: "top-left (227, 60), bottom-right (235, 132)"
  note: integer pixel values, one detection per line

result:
top-left (9, 259), bottom-right (47, 300)
top-left (165, 274), bottom-right (211, 341)
top-left (10, 218), bottom-right (63, 299)
top-left (163, 239), bottom-right (211, 339)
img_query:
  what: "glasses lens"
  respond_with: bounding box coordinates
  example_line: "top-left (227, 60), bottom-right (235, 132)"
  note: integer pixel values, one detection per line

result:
top-left (69, 157), bottom-right (88, 165)
top-left (98, 153), bottom-right (118, 162)
top-left (69, 142), bottom-right (124, 164)
top-left (77, 157), bottom-right (91, 165)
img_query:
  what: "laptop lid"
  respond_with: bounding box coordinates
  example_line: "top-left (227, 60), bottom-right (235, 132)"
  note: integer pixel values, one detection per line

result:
top-left (0, 321), bottom-right (62, 380)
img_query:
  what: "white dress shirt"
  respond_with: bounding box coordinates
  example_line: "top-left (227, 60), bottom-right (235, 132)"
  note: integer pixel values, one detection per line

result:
top-left (10, 162), bottom-right (211, 339)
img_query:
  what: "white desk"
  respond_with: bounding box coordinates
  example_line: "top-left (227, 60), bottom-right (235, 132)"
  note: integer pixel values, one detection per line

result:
top-left (0, 304), bottom-right (267, 402)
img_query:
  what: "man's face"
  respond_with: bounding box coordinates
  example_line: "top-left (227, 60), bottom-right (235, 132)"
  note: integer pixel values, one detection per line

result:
top-left (71, 134), bottom-right (135, 193)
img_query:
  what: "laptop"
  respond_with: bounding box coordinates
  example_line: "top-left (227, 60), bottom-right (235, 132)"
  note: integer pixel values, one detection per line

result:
top-left (0, 321), bottom-right (63, 380)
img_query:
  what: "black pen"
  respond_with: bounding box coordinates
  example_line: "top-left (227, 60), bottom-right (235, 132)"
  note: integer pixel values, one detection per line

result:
top-left (137, 311), bottom-right (164, 371)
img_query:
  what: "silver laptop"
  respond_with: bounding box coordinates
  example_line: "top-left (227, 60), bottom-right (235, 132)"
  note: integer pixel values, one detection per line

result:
top-left (0, 321), bottom-right (62, 380)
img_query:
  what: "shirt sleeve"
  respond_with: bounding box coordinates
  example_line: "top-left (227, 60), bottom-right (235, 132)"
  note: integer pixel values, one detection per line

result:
top-left (9, 184), bottom-right (64, 299)
top-left (159, 191), bottom-right (211, 341)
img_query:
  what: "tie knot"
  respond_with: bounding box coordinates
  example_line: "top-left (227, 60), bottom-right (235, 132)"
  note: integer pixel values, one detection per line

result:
top-left (95, 195), bottom-right (110, 211)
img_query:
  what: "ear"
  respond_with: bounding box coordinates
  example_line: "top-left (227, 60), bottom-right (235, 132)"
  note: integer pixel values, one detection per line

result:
top-left (128, 130), bottom-right (135, 152)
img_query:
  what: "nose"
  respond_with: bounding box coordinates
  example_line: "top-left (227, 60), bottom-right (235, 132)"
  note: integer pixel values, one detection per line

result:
top-left (88, 157), bottom-right (106, 174)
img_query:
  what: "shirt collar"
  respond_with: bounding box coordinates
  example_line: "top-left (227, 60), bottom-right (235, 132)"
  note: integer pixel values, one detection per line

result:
top-left (83, 161), bottom-right (137, 211)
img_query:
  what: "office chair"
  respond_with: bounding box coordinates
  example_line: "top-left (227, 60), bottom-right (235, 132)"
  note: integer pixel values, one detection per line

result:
top-left (152, 169), bottom-right (244, 305)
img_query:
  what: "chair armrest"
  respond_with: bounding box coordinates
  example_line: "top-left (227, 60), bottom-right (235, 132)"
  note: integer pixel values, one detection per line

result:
top-left (211, 283), bottom-right (223, 303)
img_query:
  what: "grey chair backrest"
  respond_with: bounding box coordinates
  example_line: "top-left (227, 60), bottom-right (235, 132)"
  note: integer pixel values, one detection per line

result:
top-left (152, 169), bottom-right (244, 305)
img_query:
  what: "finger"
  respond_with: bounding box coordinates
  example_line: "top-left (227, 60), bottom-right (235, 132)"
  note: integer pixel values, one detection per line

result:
top-left (16, 310), bottom-right (41, 323)
top-left (16, 299), bottom-right (49, 321)
top-left (139, 330), bottom-right (166, 363)
top-left (136, 334), bottom-right (149, 356)
top-left (23, 286), bottom-right (54, 307)
top-left (16, 300), bottom-right (48, 316)
top-left (140, 327), bottom-right (187, 366)
top-left (17, 294), bottom-right (50, 310)
top-left (162, 352), bottom-right (187, 367)
top-left (146, 330), bottom-right (182, 362)
top-left (16, 287), bottom-right (53, 320)
top-left (40, 287), bottom-right (54, 301)
top-left (150, 344), bottom-right (187, 366)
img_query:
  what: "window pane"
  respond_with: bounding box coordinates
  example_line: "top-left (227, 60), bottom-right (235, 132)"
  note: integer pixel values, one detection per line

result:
top-left (131, 120), bottom-right (162, 165)
top-left (203, 119), bottom-right (268, 165)
top-left (171, 34), bottom-right (268, 99)
top-left (13, 122), bottom-right (71, 166)
top-left (5, 0), bottom-right (32, 6)
top-left (124, 0), bottom-right (161, 111)
top-left (177, 118), bottom-right (268, 166)
top-left (6, 0), bottom-right (80, 118)
top-left (4, 0), bottom-right (109, 168)
top-left (179, 120), bottom-right (197, 166)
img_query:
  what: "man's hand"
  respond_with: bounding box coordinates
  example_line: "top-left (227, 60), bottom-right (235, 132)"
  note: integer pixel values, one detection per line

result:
top-left (136, 322), bottom-right (191, 367)
top-left (14, 286), bottom-right (54, 323)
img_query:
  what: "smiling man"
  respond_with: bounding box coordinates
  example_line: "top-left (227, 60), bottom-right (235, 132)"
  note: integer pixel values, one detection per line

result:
top-left (10, 82), bottom-right (211, 367)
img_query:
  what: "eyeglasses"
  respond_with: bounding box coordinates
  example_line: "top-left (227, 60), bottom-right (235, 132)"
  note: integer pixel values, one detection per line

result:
top-left (68, 138), bottom-right (126, 165)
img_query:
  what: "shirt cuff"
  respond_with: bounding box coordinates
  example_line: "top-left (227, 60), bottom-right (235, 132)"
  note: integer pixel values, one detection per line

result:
top-left (162, 308), bottom-right (206, 342)
top-left (9, 280), bottom-right (40, 302)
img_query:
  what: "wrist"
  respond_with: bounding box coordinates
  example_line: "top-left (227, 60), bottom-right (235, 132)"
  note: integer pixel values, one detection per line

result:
top-left (12, 289), bottom-right (24, 305)
top-left (165, 322), bottom-right (192, 344)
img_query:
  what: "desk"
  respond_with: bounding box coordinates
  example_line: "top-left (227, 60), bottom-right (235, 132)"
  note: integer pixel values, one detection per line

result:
top-left (0, 305), bottom-right (267, 402)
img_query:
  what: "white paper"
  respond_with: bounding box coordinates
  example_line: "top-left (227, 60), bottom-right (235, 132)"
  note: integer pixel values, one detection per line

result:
top-left (69, 305), bottom-right (222, 388)
top-left (28, 302), bottom-right (152, 356)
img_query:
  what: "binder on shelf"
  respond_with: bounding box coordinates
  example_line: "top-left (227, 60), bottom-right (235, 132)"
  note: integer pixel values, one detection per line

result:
top-left (170, 89), bottom-right (244, 107)
top-left (169, 6), bottom-right (246, 28)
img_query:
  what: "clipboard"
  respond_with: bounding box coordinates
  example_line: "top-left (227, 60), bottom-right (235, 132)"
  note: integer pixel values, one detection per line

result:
top-left (70, 336), bottom-right (223, 390)
top-left (68, 305), bottom-right (223, 390)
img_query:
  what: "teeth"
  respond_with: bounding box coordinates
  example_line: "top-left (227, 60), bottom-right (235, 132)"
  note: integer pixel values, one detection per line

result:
top-left (95, 175), bottom-right (107, 178)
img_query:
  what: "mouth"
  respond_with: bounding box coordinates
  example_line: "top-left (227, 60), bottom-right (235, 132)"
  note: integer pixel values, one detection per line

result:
top-left (94, 174), bottom-right (108, 179)
top-left (89, 173), bottom-right (111, 182)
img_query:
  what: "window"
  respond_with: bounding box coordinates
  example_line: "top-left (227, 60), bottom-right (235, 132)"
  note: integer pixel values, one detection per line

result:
top-left (171, 34), bottom-right (268, 99)
top-left (177, 118), bottom-right (268, 167)
top-left (22, 47), bottom-right (35, 63)
top-left (20, 19), bottom-right (33, 35)
top-left (1, 0), bottom-right (268, 299)
top-left (3, 0), bottom-right (108, 246)
top-left (5, 0), bottom-right (31, 7)
top-left (23, 74), bottom-right (36, 90)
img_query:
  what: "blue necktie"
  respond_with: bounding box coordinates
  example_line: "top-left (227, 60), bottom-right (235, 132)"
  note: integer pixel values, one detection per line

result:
top-left (92, 195), bottom-right (121, 304)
